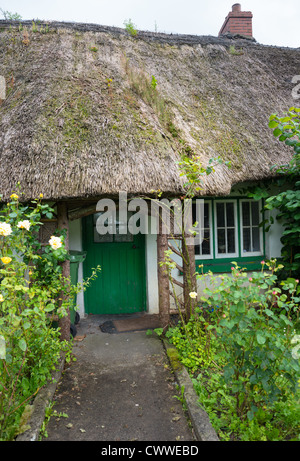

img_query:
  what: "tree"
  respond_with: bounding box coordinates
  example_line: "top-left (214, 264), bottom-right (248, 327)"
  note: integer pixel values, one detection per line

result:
top-left (155, 155), bottom-right (230, 326)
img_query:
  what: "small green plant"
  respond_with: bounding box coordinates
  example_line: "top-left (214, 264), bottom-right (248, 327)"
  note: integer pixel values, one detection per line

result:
top-left (166, 316), bottom-right (215, 372)
top-left (174, 385), bottom-right (187, 411)
top-left (0, 8), bottom-right (22, 21)
top-left (151, 75), bottom-right (157, 90)
top-left (124, 19), bottom-right (137, 37)
top-left (31, 21), bottom-right (38, 32)
top-left (39, 403), bottom-right (68, 439)
top-left (266, 108), bottom-right (300, 279)
top-left (90, 45), bottom-right (98, 52)
top-left (39, 24), bottom-right (50, 34)
top-left (124, 62), bottom-right (168, 125)
top-left (229, 45), bottom-right (244, 56)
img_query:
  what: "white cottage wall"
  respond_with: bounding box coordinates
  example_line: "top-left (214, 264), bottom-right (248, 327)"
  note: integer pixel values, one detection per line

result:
top-left (69, 218), bottom-right (85, 317)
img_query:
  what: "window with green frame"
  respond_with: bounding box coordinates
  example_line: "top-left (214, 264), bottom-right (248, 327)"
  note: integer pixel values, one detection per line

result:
top-left (192, 198), bottom-right (265, 273)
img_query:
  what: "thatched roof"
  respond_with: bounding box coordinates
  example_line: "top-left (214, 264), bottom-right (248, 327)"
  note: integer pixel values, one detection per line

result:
top-left (0, 20), bottom-right (299, 201)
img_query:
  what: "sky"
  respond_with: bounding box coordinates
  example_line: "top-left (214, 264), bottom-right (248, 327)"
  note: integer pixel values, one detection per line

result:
top-left (0, 0), bottom-right (299, 48)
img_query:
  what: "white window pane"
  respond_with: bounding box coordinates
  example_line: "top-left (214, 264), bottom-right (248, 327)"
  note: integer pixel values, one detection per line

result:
top-left (227, 228), bottom-right (235, 253)
top-left (115, 223), bottom-right (133, 242)
top-left (217, 203), bottom-right (225, 227)
top-left (215, 201), bottom-right (237, 256)
top-left (204, 203), bottom-right (210, 229)
top-left (116, 224), bottom-right (128, 235)
top-left (251, 202), bottom-right (260, 226)
top-left (241, 201), bottom-right (261, 254)
top-left (202, 229), bottom-right (210, 255)
top-left (242, 202), bottom-right (250, 227)
top-left (252, 227), bottom-right (260, 252)
top-left (226, 202), bottom-right (235, 227)
top-left (243, 227), bottom-right (251, 252)
top-left (217, 229), bottom-right (226, 253)
top-left (115, 233), bottom-right (133, 242)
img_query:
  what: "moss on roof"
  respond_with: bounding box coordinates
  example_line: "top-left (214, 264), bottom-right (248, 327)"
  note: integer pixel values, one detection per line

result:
top-left (0, 20), bottom-right (299, 200)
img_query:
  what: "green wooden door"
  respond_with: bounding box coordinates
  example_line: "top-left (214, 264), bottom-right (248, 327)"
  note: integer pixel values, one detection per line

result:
top-left (82, 213), bottom-right (146, 315)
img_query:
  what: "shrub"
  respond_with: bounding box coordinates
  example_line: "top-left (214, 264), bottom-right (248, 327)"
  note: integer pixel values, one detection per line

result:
top-left (199, 261), bottom-right (300, 417)
top-left (166, 260), bottom-right (300, 440)
top-left (0, 190), bottom-right (99, 440)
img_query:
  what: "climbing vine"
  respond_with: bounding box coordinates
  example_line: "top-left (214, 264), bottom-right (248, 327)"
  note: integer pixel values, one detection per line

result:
top-left (249, 107), bottom-right (300, 279)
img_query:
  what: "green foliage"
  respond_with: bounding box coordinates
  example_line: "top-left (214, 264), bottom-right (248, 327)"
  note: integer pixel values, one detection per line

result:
top-left (193, 371), bottom-right (300, 441)
top-left (125, 64), bottom-right (169, 127)
top-left (202, 262), bottom-right (299, 410)
top-left (177, 155), bottom-right (231, 197)
top-left (0, 8), bottom-right (22, 20)
top-left (228, 45), bottom-right (244, 56)
top-left (151, 75), bottom-right (157, 90)
top-left (0, 189), bottom-right (99, 440)
top-left (166, 316), bottom-right (216, 372)
top-left (268, 107), bottom-right (300, 158)
top-left (156, 154), bottom-right (231, 322)
top-left (166, 261), bottom-right (300, 440)
top-left (39, 402), bottom-right (68, 439)
top-left (124, 19), bottom-right (137, 37)
top-left (249, 107), bottom-right (300, 279)
top-left (265, 188), bottom-right (300, 278)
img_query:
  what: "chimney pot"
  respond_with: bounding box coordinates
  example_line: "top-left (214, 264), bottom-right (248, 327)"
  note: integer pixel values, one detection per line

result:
top-left (232, 3), bottom-right (241, 13)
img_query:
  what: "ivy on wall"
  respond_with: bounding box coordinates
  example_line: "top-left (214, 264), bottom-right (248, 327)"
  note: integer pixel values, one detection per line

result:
top-left (249, 107), bottom-right (300, 279)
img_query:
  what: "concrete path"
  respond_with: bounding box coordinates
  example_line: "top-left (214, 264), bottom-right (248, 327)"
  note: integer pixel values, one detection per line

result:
top-left (42, 315), bottom-right (195, 442)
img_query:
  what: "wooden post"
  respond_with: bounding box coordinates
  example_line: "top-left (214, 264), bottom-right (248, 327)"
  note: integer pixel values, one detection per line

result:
top-left (57, 202), bottom-right (71, 341)
top-left (157, 208), bottom-right (170, 328)
top-left (182, 201), bottom-right (197, 321)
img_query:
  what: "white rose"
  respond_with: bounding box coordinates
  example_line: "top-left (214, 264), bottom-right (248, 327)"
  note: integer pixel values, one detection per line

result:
top-left (17, 220), bottom-right (31, 231)
top-left (49, 236), bottom-right (62, 250)
top-left (0, 222), bottom-right (12, 236)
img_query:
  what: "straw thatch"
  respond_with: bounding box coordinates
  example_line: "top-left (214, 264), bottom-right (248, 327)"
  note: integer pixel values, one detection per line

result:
top-left (0, 20), bottom-right (299, 201)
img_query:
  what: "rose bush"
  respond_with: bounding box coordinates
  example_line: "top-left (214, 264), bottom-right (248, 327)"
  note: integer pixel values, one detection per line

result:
top-left (0, 190), bottom-right (99, 440)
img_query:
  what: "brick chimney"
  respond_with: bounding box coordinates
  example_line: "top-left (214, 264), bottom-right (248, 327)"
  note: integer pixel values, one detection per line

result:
top-left (219, 4), bottom-right (253, 38)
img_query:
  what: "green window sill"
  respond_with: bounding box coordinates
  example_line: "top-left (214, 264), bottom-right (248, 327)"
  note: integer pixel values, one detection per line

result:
top-left (195, 256), bottom-right (265, 274)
